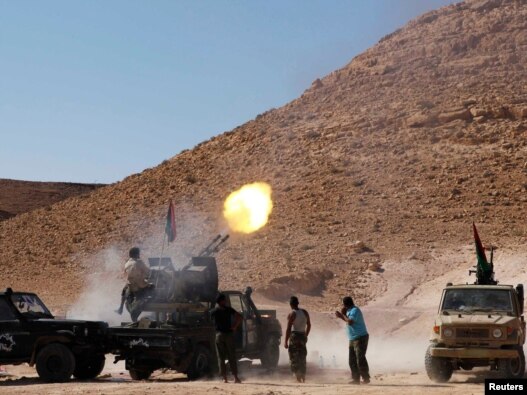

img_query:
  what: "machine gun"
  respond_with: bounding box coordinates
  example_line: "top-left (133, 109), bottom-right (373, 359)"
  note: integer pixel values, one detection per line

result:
top-left (469, 245), bottom-right (497, 285)
top-left (197, 234), bottom-right (230, 258)
top-left (468, 224), bottom-right (497, 285)
top-left (148, 234), bottom-right (229, 305)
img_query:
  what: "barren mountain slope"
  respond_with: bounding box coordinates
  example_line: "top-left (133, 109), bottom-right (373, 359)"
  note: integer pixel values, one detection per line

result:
top-left (1, 0), bottom-right (526, 311)
top-left (0, 179), bottom-right (103, 220)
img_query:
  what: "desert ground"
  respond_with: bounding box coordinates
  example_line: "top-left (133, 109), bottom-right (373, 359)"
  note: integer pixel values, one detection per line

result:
top-left (0, 367), bottom-right (484, 395)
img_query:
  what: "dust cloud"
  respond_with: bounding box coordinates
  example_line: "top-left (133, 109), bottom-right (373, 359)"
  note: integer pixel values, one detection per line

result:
top-left (300, 328), bottom-right (428, 374)
top-left (66, 247), bottom-right (126, 325)
top-left (66, 204), bottom-right (215, 325)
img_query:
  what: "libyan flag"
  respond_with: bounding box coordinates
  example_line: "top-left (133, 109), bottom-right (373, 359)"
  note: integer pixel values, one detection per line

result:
top-left (473, 223), bottom-right (490, 271)
top-left (165, 200), bottom-right (176, 243)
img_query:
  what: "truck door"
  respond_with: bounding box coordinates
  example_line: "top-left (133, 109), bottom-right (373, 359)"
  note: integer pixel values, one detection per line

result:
top-left (242, 295), bottom-right (258, 350)
top-left (0, 297), bottom-right (31, 362)
top-left (227, 294), bottom-right (246, 351)
top-left (240, 295), bottom-right (258, 351)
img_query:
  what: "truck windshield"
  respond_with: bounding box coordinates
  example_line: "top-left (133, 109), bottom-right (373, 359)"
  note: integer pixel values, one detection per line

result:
top-left (11, 293), bottom-right (53, 318)
top-left (442, 289), bottom-right (513, 313)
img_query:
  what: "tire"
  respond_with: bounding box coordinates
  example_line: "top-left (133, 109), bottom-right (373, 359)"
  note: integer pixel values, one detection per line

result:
top-left (425, 346), bottom-right (453, 383)
top-left (129, 368), bottom-right (153, 380)
top-left (498, 348), bottom-right (525, 379)
top-left (186, 345), bottom-right (213, 381)
top-left (260, 336), bottom-right (280, 370)
top-left (73, 354), bottom-right (105, 379)
top-left (36, 343), bottom-right (76, 383)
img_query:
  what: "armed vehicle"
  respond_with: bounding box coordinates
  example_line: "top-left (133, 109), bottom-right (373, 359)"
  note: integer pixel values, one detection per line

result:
top-left (0, 288), bottom-right (108, 382)
top-left (425, 225), bottom-right (525, 382)
top-left (109, 235), bottom-right (282, 380)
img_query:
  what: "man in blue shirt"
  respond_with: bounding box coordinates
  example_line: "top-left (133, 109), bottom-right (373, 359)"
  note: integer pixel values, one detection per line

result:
top-left (335, 296), bottom-right (370, 384)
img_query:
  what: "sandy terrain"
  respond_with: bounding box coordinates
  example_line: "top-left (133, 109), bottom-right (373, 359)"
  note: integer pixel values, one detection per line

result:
top-left (0, 369), bottom-right (484, 395)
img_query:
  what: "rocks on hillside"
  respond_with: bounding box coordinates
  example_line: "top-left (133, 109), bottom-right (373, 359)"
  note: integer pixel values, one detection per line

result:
top-left (2, 0), bottom-right (527, 310)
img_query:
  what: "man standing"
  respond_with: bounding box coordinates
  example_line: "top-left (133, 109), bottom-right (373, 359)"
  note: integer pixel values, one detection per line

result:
top-left (116, 247), bottom-right (150, 320)
top-left (284, 296), bottom-right (311, 383)
top-left (210, 293), bottom-right (242, 383)
top-left (335, 296), bottom-right (370, 384)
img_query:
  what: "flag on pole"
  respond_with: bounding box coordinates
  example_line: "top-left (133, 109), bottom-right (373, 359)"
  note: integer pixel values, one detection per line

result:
top-left (473, 222), bottom-right (490, 271)
top-left (165, 200), bottom-right (176, 242)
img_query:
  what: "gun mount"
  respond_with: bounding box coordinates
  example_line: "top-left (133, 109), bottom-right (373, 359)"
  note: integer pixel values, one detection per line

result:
top-left (148, 234), bottom-right (228, 305)
top-left (468, 224), bottom-right (498, 285)
top-left (469, 245), bottom-right (497, 285)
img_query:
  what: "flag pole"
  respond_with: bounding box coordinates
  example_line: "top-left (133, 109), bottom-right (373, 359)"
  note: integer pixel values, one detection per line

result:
top-left (154, 199), bottom-right (175, 290)
top-left (155, 231), bottom-right (166, 289)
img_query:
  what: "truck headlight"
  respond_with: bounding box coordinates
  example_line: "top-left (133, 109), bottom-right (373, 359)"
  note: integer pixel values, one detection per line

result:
top-left (492, 328), bottom-right (503, 338)
top-left (443, 328), bottom-right (453, 337)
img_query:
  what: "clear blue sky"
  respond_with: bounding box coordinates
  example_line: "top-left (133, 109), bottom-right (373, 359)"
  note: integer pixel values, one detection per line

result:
top-left (1, 0), bottom-right (455, 184)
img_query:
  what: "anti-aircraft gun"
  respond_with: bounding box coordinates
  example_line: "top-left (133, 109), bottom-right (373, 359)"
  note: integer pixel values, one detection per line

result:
top-left (109, 234), bottom-right (282, 380)
top-left (146, 234), bottom-right (229, 306)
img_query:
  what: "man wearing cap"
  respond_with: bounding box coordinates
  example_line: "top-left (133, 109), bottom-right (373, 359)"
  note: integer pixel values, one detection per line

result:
top-left (210, 293), bottom-right (243, 383)
top-left (335, 296), bottom-right (370, 384)
top-left (284, 296), bottom-right (311, 383)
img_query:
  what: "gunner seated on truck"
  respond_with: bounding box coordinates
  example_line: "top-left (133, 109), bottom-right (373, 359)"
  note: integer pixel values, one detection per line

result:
top-left (116, 247), bottom-right (151, 316)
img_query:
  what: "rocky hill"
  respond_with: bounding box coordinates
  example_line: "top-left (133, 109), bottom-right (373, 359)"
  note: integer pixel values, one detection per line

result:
top-left (0, 179), bottom-right (103, 220)
top-left (1, 0), bottom-right (526, 312)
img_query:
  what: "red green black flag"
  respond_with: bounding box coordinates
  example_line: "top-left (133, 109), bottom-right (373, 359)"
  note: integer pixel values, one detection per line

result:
top-left (473, 222), bottom-right (490, 271)
top-left (165, 200), bottom-right (176, 243)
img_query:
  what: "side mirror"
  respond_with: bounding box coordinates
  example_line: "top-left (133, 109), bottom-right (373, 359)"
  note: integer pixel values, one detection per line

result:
top-left (516, 284), bottom-right (524, 313)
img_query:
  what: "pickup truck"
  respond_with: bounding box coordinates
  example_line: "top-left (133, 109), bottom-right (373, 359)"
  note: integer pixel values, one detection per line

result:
top-left (108, 287), bottom-right (282, 380)
top-left (0, 288), bottom-right (108, 382)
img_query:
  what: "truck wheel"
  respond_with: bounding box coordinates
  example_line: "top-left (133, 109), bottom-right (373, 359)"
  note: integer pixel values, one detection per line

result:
top-left (129, 368), bottom-right (153, 380)
top-left (73, 354), bottom-right (105, 379)
top-left (36, 343), bottom-right (75, 382)
top-left (260, 336), bottom-right (280, 370)
top-left (498, 348), bottom-right (525, 379)
top-left (425, 346), bottom-right (452, 383)
top-left (186, 345), bottom-right (213, 380)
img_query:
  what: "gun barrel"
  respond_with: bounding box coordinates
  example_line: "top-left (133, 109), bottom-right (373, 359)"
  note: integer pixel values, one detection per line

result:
top-left (211, 234), bottom-right (229, 254)
top-left (197, 234), bottom-right (230, 257)
top-left (198, 234), bottom-right (222, 256)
